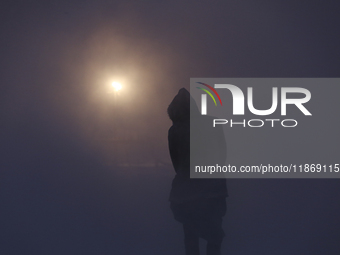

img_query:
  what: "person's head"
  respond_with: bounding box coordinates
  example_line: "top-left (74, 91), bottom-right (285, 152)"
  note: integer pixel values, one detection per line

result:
top-left (167, 88), bottom-right (190, 123)
top-left (167, 88), bottom-right (200, 123)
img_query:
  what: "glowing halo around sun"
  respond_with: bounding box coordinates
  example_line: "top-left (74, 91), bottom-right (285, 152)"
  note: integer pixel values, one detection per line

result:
top-left (112, 82), bottom-right (122, 91)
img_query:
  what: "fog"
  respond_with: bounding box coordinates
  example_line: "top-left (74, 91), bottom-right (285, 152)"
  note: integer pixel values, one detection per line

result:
top-left (1, 1), bottom-right (340, 254)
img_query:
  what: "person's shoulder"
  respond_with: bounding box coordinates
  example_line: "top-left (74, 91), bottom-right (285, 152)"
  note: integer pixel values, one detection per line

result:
top-left (168, 121), bottom-right (190, 136)
top-left (168, 124), bottom-right (180, 136)
top-left (168, 125), bottom-right (174, 137)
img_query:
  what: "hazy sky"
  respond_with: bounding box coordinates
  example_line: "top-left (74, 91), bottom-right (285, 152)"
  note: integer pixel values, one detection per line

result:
top-left (1, 1), bottom-right (340, 254)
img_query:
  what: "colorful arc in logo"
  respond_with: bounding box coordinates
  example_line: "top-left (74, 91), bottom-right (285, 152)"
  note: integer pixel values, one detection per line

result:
top-left (196, 82), bottom-right (223, 106)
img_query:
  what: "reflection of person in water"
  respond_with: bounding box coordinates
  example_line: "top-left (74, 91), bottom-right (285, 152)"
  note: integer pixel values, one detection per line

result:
top-left (167, 88), bottom-right (228, 255)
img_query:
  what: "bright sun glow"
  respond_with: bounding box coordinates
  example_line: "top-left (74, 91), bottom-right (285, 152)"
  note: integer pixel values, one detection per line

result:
top-left (112, 82), bottom-right (122, 91)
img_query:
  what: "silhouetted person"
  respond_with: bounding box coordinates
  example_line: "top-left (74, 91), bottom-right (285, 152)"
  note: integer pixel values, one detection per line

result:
top-left (167, 88), bottom-right (227, 255)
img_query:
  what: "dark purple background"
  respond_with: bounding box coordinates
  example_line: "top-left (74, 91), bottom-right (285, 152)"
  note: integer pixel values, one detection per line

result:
top-left (1, 1), bottom-right (340, 254)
